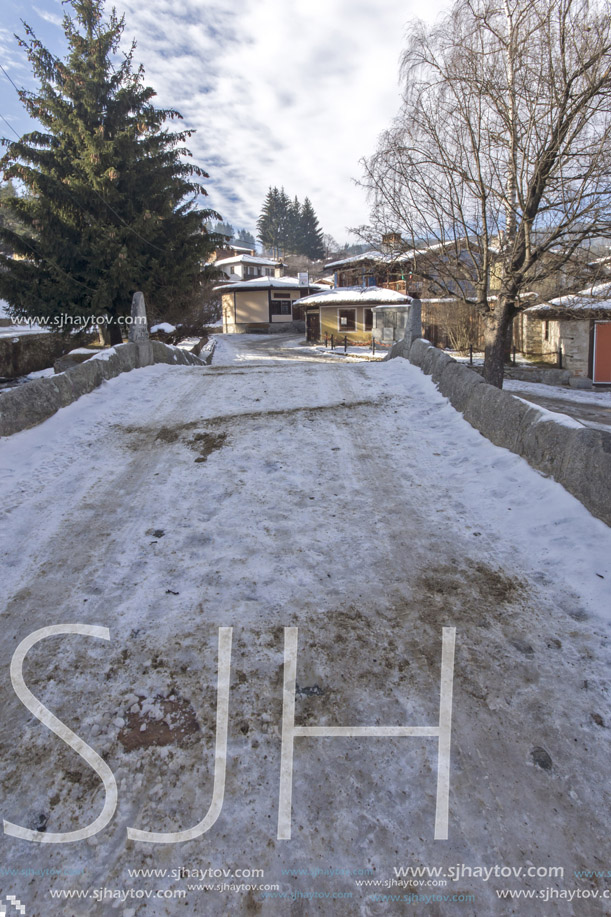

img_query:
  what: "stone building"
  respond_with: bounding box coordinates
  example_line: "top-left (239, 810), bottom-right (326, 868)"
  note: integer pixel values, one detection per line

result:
top-left (520, 282), bottom-right (611, 382)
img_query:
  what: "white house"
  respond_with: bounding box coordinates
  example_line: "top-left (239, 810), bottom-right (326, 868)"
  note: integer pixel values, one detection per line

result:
top-left (216, 277), bottom-right (327, 334)
top-left (214, 254), bottom-right (283, 283)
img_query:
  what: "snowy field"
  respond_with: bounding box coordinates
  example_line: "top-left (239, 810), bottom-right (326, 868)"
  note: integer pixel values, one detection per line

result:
top-left (0, 334), bottom-right (609, 915)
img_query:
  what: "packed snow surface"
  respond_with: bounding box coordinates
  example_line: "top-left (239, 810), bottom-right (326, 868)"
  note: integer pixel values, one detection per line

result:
top-left (0, 333), bottom-right (609, 916)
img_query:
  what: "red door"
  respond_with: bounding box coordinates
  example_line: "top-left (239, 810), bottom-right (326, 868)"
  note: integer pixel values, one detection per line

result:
top-left (593, 322), bottom-right (611, 383)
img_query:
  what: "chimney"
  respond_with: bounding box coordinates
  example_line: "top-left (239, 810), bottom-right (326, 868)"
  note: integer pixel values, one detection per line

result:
top-left (381, 232), bottom-right (402, 251)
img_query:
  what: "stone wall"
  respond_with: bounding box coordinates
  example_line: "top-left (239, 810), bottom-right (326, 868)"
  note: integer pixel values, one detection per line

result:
top-left (519, 313), bottom-right (591, 376)
top-left (387, 338), bottom-right (611, 527)
top-left (556, 319), bottom-right (590, 376)
top-left (0, 340), bottom-right (210, 439)
top-left (0, 331), bottom-right (96, 379)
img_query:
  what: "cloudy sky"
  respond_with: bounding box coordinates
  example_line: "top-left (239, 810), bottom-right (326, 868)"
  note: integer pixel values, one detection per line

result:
top-left (1, 0), bottom-right (449, 244)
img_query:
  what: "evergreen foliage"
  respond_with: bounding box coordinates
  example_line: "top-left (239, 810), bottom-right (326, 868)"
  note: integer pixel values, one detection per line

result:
top-left (286, 195), bottom-right (302, 255)
top-left (210, 220), bottom-right (235, 239)
top-left (0, 181), bottom-right (23, 256)
top-left (256, 186), bottom-right (325, 259)
top-left (0, 0), bottom-right (219, 341)
top-left (235, 228), bottom-right (256, 248)
top-left (299, 197), bottom-right (324, 260)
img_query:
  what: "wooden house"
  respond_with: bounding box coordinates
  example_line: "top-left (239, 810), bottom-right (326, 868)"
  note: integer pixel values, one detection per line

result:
top-left (294, 286), bottom-right (412, 343)
top-left (217, 277), bottom-right (327, 334)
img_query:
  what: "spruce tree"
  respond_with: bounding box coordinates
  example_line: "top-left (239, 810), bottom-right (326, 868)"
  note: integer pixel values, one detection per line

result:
top-left (286, 195), bottom-right (302, 255)
top-left (257, 186), bottom-right (284, 258)
top-left (0, 0), bottom-right (219, 342)
top-left (236, 228), bottom-right (256, 248)
top-left (277, 187), bottom-right (292, 258)
top-left (0, 181), bottom-right (23, 256)
top-left (212, 221), bottom-right (235, 240)
top-left (299, 197), bottom-right (325, 259)
top-left (257, 189), bottom-right (325, 259)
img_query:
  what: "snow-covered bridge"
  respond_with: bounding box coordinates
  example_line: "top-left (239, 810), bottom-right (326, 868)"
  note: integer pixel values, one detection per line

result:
top-left (0, 334), bottom-right (609, 915)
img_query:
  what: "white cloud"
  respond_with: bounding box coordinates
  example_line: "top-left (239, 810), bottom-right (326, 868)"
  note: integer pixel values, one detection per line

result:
top-left (0, 27), bottom-right (34, 78)
top-left (33, 5), bottom-right (64, 27)
top-left (110, 0), bottom-right (452, 241)
top-left (4, 0), bottom-right (449, 241)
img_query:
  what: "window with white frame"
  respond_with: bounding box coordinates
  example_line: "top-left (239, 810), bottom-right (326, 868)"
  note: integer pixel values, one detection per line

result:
top-left (338, 309), bottom-right (356, 331)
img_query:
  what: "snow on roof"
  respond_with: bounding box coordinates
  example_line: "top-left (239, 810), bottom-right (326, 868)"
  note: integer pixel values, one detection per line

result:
top-left (526, 281), bottom-right (611, 317)
top-left (325, 249), bottom-right (407, 269)
top-left (326, 250), bottom-right (382, 269)
top-left (215, 254), bottom-right (280, 267)
top-left (587, 253), bottom-right (611, 267)
top-left (325, 240), bottom-right (450, 270)
top-left (294, 285), bottom-right (412, 306)
top-left (418, 297), bottom-right (459, 304)
top-left (214, 276), bottom-right (327, 292)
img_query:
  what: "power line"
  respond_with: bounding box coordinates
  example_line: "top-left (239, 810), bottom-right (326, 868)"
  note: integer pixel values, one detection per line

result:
top-left (0, 63), bottom-right (23, 96)
top-left (0, 70), bottom-right (98, 291)
top-left (7, 234), bottom-right (100, 291)
top-left (0, 112), bottom-right (20, 139)
top-left (87, 186), bottom-right (169, 254)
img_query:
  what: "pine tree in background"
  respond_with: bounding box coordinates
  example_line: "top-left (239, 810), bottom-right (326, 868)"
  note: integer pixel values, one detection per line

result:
top-left (257, 186), bottom-right (283, 258)
top-left (299, 197), bottom-right (325, 260)
top-left (0, 0), bottom-right (219, 342)
top-left (211, 220), bottom-right (235, 239)
top-left (256, 188), bottom-right (325, 260)
top-left (286, 195), bottom-right (302, 255)
top-left (236, 228), bottom-right (256, 248)
top-left (277, 188), bottom-right (292, 257)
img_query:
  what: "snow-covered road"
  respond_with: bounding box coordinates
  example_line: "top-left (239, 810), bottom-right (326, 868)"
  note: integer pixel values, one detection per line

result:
top-left (0, 334), bottom-right (609, 916)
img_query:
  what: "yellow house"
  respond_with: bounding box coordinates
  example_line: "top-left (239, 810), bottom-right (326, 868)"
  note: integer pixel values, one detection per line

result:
top-left (217, 277), bottom-right (326, 334)
top-left (295, 286), bottom-right (412, 343)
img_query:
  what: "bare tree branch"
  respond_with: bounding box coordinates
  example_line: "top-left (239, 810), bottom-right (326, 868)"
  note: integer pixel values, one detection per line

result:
top-left (360, 0), bottom-right (611, 385)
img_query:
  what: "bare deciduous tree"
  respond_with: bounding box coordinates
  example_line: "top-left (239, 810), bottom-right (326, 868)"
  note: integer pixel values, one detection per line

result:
top-left (361, 0), bottom-right (611, 386)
